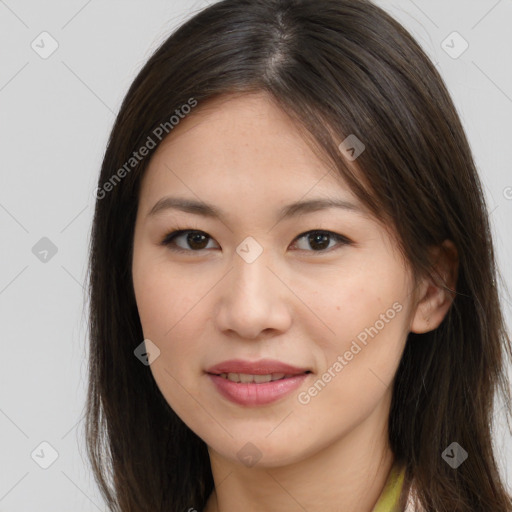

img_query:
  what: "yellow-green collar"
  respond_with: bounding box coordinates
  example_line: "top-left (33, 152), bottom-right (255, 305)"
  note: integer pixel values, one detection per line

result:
top-left (371, 462), bottom-right (406, 512)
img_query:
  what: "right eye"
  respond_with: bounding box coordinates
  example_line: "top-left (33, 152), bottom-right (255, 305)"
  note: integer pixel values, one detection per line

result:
top-left (160, 230), bottom-right (219, 253)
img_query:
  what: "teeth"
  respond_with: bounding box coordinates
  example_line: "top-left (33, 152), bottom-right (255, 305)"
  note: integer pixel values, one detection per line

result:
top-left (239, 373), bottom-right (259, 383)
top-left (252, 374), bottom-right (273, 383)
top-left (220, 372), bottom-right (290, 383)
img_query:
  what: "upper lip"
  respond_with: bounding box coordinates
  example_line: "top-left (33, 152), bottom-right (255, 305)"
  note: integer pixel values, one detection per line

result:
top-left (206, 358), bottom-right (311, 375)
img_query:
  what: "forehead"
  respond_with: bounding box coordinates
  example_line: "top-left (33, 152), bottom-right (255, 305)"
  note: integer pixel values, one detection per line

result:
top-left (139, 92), bottom-right (359, 208)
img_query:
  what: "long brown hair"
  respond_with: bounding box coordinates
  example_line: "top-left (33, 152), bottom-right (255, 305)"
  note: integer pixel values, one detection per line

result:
top-left (85, 0), bottom-right (512, 510)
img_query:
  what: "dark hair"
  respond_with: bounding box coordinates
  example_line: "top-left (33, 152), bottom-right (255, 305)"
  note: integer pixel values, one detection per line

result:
top-left (85, 0), bottom-right (512, 510)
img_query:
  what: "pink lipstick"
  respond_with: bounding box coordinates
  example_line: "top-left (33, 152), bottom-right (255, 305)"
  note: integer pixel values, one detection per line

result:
top-left (206, 358), bottom-right (311, 406)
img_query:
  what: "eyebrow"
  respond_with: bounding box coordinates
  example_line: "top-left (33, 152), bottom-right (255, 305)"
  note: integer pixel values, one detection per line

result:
top-left (148, 195), bottom-right (364, 223)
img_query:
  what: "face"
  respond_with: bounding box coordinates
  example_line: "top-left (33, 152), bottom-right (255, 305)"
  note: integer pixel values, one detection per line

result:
top-left (131, 91), bottom-right (421, 468)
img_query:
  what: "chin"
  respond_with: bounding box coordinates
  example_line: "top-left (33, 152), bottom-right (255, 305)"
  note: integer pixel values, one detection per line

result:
top-left (205, 431), bottom-right (314, 470)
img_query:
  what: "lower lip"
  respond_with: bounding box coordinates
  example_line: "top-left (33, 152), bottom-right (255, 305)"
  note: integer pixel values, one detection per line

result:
top-left (207, 373), bottom-right (309, 406)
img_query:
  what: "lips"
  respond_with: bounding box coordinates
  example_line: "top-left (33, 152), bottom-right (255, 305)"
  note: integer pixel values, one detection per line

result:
top-left (205, 358), bottom-right (311, 376)
top-left (205, 359), bottom-right (312, 406)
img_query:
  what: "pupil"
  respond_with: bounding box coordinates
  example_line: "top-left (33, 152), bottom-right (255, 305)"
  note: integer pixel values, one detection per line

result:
top-left (188, 232), bottom-right (208, 250)
top-left (309, 232), bottom-right (329, 250)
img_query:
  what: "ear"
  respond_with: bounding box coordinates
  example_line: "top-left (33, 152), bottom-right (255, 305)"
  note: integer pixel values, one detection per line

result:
top-left (410, 240), bottom-right (459, 334)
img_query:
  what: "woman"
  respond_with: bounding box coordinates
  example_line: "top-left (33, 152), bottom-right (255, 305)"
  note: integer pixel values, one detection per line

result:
top-left (85, 0), bottom-right (512, 510)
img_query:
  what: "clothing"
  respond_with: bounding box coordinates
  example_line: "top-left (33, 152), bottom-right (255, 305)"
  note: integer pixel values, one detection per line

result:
top-left (371, 462), bottom-right (417, 512)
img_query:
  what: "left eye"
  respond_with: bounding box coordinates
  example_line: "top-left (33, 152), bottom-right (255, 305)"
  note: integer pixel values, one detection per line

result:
top-left (160, 229), bottom-right (351, 254)
top-left (293, 230), bottom-right (351, 252)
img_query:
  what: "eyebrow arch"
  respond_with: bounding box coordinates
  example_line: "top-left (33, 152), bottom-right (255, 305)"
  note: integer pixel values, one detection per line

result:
top-left (147, 196), bottom-right (363, 223)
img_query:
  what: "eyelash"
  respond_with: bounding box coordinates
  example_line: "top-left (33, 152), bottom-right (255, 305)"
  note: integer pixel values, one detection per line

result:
top-left (159, 227), bottom-right (352, 255)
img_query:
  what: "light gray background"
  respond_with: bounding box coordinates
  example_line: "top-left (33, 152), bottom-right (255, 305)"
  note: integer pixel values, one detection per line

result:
top-left (1, 0), bottom-right (511, 510)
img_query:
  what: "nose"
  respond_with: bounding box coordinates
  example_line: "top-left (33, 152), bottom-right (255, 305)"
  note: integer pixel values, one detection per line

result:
top-left (213, 249), bottom-right (292, 340)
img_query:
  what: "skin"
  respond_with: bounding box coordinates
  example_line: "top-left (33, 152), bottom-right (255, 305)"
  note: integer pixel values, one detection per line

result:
top-left (131, 91), bottom-right (458, 512)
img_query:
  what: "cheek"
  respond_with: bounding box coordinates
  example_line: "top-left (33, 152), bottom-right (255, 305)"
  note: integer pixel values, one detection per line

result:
top-left (132, 256), bottom-right (209, 372)
top-left (312, 266), bottom-right (410, 396)
top-left (132, 262), bottom-right (208, 428)
top-left (295, 303), bottom-right (407, 447)
top-left (132, 262), bottom-right (205, 413)
top-left (313, 268), bottom-right (405, 348)
top-left (132, 253), bottom-right (203, 340)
